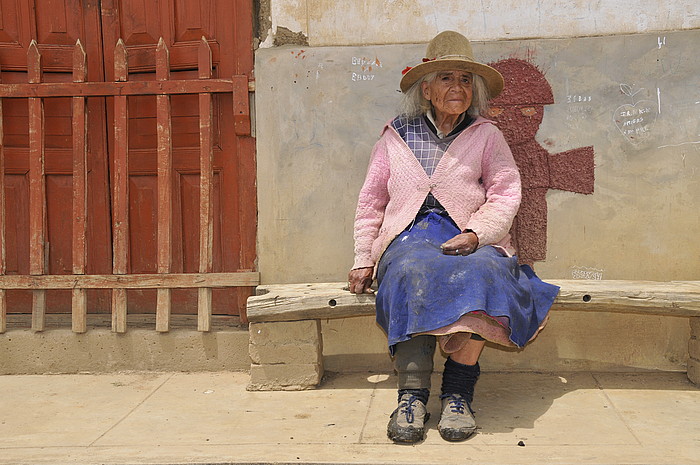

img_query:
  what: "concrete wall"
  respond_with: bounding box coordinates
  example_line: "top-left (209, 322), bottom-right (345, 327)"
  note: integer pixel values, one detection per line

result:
top-left (258, 0), bottom-right (700, 47)
top-left (0, 329), bottom-right (250, 375)
top-left (254, 1), bottom-right (700, 373)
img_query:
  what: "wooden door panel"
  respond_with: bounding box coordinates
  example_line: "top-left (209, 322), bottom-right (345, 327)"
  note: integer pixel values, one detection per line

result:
top-left (128, 175), bottom-right (157, 273)
top-left (4, 175), bottom-right (29, 274)
top-left (1, 77), bottom-right (75, 148)
top-left (0, 0), bottom-right (22, 43)
top-left (102, 0), bottom-right (222, 75)
top-left (46, 174), bottom-right (72, 273)
top-left (126, 169), bottom-right (223, 272)
top-left (118, 0), bottom-right (164, 45)
top-left (0, 0), bottom-right (112, 313)
top-left (0, 0), bottom-right (102, 72)
top-left (0, 0), bottom-right (31, 69)
top-left (173, 0), bottom-right (214, 42)
top-left (34, 0), bottom-right (84, 45)
top-left (127, 89), bottom-right (215, 149)
top-left (100, 0), bottom-right (254, 315)
top-left (175, 173), bottom-right (222, 273)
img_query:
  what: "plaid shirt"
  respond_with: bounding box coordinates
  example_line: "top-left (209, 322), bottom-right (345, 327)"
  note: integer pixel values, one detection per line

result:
top-left (391, 112), bottom-right (473, 212)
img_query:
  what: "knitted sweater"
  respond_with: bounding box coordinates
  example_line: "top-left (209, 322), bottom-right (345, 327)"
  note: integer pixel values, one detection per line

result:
top-left (352, 116), bottom-right (521, 270)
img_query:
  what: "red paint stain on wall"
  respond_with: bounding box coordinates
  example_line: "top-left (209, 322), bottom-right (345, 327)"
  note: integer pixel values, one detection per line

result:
top-left (488, 58), bottom-right (595, 264)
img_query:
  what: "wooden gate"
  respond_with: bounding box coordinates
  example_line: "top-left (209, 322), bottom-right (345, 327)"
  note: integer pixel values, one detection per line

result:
top-left (0, 1), bottom-right (257, 332)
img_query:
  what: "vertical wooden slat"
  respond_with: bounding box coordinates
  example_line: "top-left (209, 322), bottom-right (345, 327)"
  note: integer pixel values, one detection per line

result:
top-left (0, 63), bottom-right (6, 334)
top-left (112, 39), bottom-right (128, 333)
top-left (28, 40), bottom-right (46, 332)
top-left (155, 37), bottom-right (172, 332)
top-left (71, 40), bottom-right (88, 333)
top-left (197, 37), bottom-right (213, 332)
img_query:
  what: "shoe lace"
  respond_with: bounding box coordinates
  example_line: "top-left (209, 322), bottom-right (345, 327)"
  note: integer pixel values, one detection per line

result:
top-left (399, 395), bottom-right (419, 424)
top-left (440, 393), bottom-right (471, 414)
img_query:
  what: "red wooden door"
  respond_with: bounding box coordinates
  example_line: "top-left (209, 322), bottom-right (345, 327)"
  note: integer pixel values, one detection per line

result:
top-left (0, 0), bottom-right (113, 313)
top-left (101, 0), bottom-right (256, 315)
top-left (0, 0), bottom-right (256, 316)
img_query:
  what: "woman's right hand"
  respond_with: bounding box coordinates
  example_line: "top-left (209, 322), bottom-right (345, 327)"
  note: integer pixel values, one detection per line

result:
top-left (348, 267), bottom-right (375, 294)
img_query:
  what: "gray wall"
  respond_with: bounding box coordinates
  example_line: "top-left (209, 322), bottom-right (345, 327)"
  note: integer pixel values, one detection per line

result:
top-left (254, 30), bottom-right (700, 372)
top-left (256, 30), bottom-right (700, 283)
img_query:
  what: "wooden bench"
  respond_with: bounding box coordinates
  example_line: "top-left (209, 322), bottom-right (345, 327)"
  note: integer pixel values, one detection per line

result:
top-left (246, 280), bottom-right (700, 390)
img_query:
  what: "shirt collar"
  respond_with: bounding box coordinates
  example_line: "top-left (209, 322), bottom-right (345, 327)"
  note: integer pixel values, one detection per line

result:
top-left (426, 110), bottom-right (466, 139)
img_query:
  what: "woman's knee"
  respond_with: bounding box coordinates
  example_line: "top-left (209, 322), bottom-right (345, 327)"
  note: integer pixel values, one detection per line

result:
top-left (394, 335), bottom-right (436, 389)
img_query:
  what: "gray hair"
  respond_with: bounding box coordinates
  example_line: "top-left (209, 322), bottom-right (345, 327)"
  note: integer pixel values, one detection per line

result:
top-left (399, 72), bottom-right (491, 119)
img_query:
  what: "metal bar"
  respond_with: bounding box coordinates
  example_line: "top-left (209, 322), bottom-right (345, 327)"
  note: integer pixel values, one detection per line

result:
top-left (0, 271), bottom-right (261, 289)
top-left (0, 79), bottom-right (236, 98)
top-left (112, 38), bottom-right (129, 333)
top-left (197, 37), bottom-right (214, 332)
top-left (27, 40), bottom-right (46, 331)
top-left (71, 40), bottom-right (88, 334)
top-left (155, 38), bottom-right (172, 333)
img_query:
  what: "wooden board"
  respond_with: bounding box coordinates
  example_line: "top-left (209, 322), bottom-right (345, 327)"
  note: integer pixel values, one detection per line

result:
top-left (246, 280), bottom-right (700, 323)
top-left (0, 272), bottom-right (259, 289)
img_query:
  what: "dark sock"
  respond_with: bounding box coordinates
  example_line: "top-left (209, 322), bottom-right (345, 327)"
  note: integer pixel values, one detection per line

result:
top-left (398, 388), bottom-right (430, 405)
top-left (441, 358), bottom-right (480, 404)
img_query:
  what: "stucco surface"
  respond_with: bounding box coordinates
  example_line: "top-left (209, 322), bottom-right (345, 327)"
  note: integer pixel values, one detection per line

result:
top-left (254, 30), bottom-right (700, 371)
top-left (256, 30), bottom-right (700, 283)
top-left (264, 0), bottom-right (700, 46)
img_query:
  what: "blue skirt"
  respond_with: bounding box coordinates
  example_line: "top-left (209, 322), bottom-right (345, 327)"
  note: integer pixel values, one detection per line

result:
top-left (375, 212), bottom-right (560, 350)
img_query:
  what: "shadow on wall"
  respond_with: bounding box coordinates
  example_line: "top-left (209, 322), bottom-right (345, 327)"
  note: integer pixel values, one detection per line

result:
top-left (487, 59), bottom-right (596, 266)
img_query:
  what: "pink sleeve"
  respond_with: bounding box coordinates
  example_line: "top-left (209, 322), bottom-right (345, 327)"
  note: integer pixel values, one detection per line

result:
top-left (466, 128), bottom-right (522, 246)
top-left (352, 134), bottom-right (390, 269)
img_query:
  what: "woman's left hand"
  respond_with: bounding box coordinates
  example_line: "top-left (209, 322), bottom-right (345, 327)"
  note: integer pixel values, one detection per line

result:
top-left (440, 231), bottom-right (479, 256)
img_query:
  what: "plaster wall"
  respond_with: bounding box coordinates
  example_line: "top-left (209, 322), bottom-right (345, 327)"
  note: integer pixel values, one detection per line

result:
top-left (254, 5), bottom-right (700, 372)
top-left (260, 0), bottom-right (700, 47)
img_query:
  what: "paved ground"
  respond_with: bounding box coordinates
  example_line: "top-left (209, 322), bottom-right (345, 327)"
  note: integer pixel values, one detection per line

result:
top-left (0, 370), bottom-right (699, 465)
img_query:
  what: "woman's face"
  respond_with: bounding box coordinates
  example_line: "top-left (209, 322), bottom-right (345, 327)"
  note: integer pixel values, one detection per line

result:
top-left (421, 70), bottom-right (473, 117)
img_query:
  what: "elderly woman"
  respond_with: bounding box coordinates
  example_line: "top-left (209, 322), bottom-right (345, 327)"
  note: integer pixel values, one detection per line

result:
top-left (348, 31), bottom-right (560, 444)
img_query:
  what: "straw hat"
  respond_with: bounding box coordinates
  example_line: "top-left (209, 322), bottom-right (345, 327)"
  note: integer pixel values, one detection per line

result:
top-left (400, 31), bottom-right (504, 98)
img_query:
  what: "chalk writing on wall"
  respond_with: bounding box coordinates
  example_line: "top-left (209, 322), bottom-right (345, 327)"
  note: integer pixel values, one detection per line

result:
top-left (566, 94), bottom-right (594, 124)
top-left (351, 56), bottom-right (382, 82)
top-left (613, 84), bottom-right (657, 146)
top-left (571, 266), bottom-right (605, 280)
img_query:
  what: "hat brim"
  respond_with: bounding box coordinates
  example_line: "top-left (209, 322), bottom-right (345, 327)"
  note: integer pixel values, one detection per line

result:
top-left (400, 58), bottom-right (504, 98)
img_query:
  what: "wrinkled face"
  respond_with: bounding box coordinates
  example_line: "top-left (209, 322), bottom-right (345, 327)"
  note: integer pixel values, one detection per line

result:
top-left (421, 70), bottom-right (473, 118)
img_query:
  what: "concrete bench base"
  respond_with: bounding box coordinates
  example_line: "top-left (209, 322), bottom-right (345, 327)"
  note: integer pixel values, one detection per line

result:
top-left (689, 317), bottom-right (700, 385)
top-left (248, 320), bottom-right (323, 390)
top-left (246, 281), bottom-right (700, 390)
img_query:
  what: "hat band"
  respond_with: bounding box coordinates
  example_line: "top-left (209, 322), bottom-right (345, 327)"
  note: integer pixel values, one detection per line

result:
top-left (428, 54), bottom-right (475, 61)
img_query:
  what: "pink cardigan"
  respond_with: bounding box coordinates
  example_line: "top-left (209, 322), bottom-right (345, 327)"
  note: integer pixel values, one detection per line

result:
top-left (352, 116), bottom-right (521, 270)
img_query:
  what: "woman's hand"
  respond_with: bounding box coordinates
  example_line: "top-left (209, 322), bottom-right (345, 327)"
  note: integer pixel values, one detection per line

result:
top-left (440, 231), bottom-right (479, 256)
top-left (348, 267), bottom-right (375, 294)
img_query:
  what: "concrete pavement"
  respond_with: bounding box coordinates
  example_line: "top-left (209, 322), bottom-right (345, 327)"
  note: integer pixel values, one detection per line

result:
top-left (1, 370), bottom-right (699, 465)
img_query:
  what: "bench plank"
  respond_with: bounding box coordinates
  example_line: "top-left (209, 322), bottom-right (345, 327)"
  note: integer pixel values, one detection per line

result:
top-left (247, 280), bottom-right (700, 323)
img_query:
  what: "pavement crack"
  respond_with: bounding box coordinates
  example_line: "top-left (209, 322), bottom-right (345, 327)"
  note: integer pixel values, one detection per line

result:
top-left (591, 372), bottom-right (644, 446)
top-left (357, 380), bottom-right (378, 444)
top-left (87, 373), bottom-right (175, 447)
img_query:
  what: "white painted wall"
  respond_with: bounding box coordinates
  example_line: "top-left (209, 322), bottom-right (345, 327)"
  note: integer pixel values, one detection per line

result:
top-left (263, 0), bottom-right (700, 47)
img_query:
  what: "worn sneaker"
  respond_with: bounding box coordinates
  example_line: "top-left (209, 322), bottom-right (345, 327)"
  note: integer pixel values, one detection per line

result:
top-left (387, 394), bottom-right (430, 444)
top-left (438, 393), bottom-right (476, 441)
